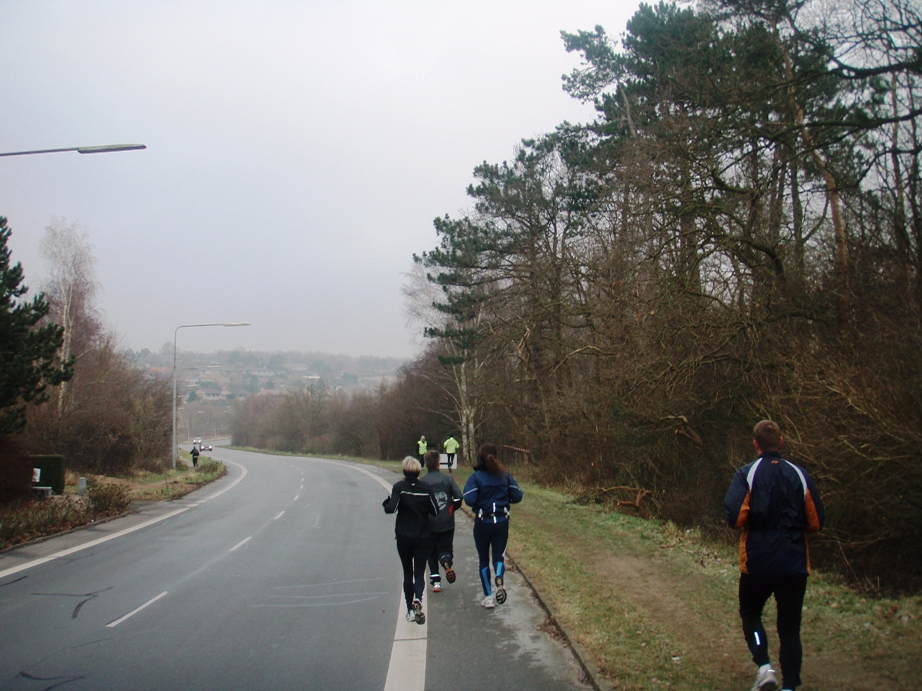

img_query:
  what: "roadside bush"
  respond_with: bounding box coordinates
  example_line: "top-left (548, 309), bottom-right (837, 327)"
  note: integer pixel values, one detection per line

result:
top-left (19, 338), bottom-right (172, 476)
top-left (195, 460), bottom-right (224, 480)
top-left (0, 496), bottom-right (90, 549)
top-left (87, 483), bottom-right (130, 515)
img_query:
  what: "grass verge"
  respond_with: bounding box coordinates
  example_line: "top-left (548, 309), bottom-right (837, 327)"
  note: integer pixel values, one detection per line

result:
top-left (504, 480), bottom-right (921, 691)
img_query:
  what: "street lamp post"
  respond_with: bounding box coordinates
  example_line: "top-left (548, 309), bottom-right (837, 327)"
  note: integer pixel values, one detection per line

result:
top-left (0, 143), bottom-right (147, 157)
top-left (172, 322), bottom-right (250, 468)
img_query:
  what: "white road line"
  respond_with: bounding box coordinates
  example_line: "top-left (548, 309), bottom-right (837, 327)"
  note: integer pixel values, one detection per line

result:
top-left (273, 511), bottom-right (285, 520)
top-left (296, 457), bottom-right (425, 690)
top-left (106, 591), bottom-right (169, 628)
top-left (196, 458), bottom-right (247, 502)
top-left (229, 537), bottom-right (252, 552)
top-left (0, 459), bottom-right (251, 581)
top-left (0, 507), bottom-right (190, 580)
top-left (383, 593), bottom-right (427, 691)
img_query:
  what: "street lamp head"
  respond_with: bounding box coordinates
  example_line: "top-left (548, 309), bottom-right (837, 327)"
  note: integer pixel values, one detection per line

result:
top-left (77, 144), bottom-right (147, 154)
top-left (0, 143), bottom-right (147, 157)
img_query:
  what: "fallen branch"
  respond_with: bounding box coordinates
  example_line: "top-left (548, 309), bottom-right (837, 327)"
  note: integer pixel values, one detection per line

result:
top-left (595, 485), bottom-right (653, 509)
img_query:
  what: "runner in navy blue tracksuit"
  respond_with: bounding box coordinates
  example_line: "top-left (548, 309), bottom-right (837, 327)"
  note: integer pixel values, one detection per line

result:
top-left (463, 444), bottom-right (523, 608)
top-left (724, 420), bottom-right (825, 691)
top-left (383, 456), bottom-right (438, 624)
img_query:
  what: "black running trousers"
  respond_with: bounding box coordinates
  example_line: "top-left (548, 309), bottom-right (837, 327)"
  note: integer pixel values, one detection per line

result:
top-left (739, 572), bottom-right (808, 690)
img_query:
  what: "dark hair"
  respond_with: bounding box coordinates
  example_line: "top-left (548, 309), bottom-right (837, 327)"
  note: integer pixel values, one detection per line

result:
top-left (424, 449), bottom-right (441, 470)
top-left (477, 444), bottom-right (506, 477)
top-left (753, 419), bottom-right (782, 452)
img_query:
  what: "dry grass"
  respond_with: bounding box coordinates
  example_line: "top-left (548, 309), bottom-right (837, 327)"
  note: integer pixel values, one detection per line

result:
top-left (504, 482), bottom-right (922, 691)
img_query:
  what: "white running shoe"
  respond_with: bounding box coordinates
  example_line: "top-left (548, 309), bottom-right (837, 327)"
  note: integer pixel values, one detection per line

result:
top-left (751, 665), bottom-right (778, 691)
top-left (431, 581), bottom-right (441, 592)
top-left (482, 595), bottom-right (495, 609)
top-left (406, 610), bottom-right (416, 622)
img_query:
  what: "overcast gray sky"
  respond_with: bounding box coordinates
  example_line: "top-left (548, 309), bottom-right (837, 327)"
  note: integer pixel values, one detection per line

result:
top-left (1, 0), bottom-right (640, 359)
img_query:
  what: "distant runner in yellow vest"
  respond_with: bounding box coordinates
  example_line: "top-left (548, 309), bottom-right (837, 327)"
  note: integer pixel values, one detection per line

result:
top-left (443, 436), bottom-right (460, 471)
top-left (417, 436), bottom-right (428, 462)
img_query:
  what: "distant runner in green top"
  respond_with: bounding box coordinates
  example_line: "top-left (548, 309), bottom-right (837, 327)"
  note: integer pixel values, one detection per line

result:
top-left (417, 435), bottom-right (427, 462)
top-left (443, 436), bottom-right (460, 470)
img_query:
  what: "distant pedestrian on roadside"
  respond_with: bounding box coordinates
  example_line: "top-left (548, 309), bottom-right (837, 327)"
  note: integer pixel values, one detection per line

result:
top-left (724, 420), bottom-right (825, 691)
top-left (463, 444), bottom-right (523, 609)
top-left (443, 435), bottom-right (460, 471)
top-left (421, 450), bottom-right (462, 593)
top-left (191, 445), bottom-right (200, 468)
top-left (383, 456), bottom-right (438, 625)
top-left (417, 435), bottom-right (427, 463)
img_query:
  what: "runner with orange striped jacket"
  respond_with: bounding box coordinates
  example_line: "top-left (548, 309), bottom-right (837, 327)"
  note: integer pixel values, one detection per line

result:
top-left (724, 420), bottom-right (825, 691)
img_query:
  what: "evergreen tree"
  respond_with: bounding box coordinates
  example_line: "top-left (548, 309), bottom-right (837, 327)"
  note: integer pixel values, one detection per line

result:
top-left (0, 217), bottom-right (74, 434)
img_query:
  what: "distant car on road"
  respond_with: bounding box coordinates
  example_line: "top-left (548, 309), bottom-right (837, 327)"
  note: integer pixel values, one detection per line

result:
top-left (191, 438), bottom-right (212, 451)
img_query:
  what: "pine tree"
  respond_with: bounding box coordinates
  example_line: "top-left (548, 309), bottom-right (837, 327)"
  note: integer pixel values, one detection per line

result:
top-left (0, 216), bottom-right (74, 434)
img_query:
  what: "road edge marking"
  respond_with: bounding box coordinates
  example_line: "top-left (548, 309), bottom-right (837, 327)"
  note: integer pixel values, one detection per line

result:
top-left (0, 507), bottom-right (189, 580)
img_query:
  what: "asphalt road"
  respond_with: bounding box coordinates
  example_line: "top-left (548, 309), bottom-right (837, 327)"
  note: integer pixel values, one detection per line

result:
top-left (0, 447), bottom-right (593, 691)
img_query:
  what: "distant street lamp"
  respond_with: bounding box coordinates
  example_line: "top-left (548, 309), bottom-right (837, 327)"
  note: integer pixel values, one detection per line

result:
top-left (0, 143), bottom-right (147, 157)
top-left (172, 322), bottom-right (250, 468)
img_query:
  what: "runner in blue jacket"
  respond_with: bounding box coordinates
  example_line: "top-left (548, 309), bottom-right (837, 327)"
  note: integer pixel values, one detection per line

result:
top-left (724, 420), bottom-right (825, 691)
top-left (463, 444), bottom-right (523, 608)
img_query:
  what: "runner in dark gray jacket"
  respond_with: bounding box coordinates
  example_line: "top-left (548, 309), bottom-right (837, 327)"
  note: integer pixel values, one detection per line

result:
top-left (421, 450), bottom-right (462, 591)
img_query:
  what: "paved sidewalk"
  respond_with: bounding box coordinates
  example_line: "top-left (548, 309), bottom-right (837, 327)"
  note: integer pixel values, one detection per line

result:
top-left (423, 511), bottom-right (599, 690)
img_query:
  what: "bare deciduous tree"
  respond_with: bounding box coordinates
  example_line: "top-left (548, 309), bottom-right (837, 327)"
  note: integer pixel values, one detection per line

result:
top-left (40, 219), bottom-right (101, 414)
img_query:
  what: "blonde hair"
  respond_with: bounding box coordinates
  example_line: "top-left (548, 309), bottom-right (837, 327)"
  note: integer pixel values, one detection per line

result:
top-left (402, 456), bottom-right (422, 474)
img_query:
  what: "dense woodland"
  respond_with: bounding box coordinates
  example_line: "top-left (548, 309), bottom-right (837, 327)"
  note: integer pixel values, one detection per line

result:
top-left (3, 0), bottom-right (920, 594)
top-left (241, 0), bottom-right (922, 592)
top-left (425, 0), bottom-right (922, 592)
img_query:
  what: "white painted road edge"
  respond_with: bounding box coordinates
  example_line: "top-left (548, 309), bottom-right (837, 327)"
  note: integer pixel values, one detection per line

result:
top-left (0, 458), bottom-right (250, 581)
top-left (318, 460), bottom-right (428, 691)
top-left (0, 507), bottom-right (190, 580)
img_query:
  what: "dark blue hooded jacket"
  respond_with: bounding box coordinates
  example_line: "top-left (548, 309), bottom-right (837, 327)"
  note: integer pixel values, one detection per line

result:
top-left (724, 451), bottom-right (825, 576)
top-left (463, 468), bottom-right (523, 522)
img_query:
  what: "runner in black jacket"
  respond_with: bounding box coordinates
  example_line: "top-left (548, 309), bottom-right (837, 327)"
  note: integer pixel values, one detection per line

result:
top-left (383, 456), bottom-right (438, 624)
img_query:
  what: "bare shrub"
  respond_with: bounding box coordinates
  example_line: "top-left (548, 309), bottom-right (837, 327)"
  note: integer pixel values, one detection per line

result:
top-left (87, 483), bottom-right (130, 515)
